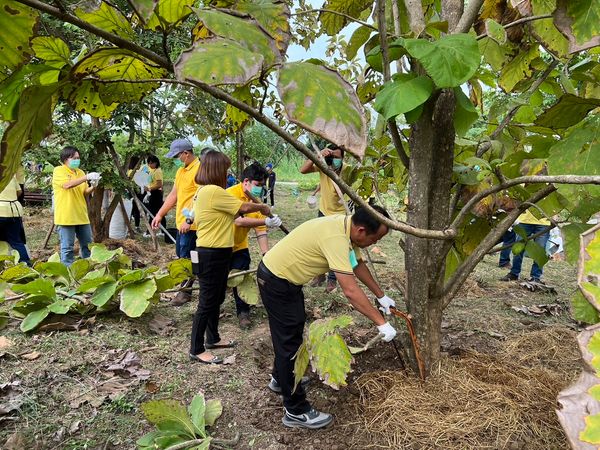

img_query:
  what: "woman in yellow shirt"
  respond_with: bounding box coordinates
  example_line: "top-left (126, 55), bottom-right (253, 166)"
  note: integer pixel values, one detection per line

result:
top-left (190, 150), bottom-right (270, 364)
top-left (145, 155), bottom-right (165, 229)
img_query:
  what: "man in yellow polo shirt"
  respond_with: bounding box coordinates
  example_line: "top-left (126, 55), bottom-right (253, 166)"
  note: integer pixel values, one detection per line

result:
top-left (152, 139), bottom-right (200, 305)
top-left (257, 205), bottom-right (397, 429)
top-left (300, 143), bottom-right (347, 292)
top-left (227, 163), bottom-right (282, 328)
top-left (52, 146), bottom-right (100, 266)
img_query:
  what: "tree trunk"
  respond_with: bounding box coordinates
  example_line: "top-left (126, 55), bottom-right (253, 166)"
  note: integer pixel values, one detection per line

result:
top-left (404, 90), bottom-right (456, 376)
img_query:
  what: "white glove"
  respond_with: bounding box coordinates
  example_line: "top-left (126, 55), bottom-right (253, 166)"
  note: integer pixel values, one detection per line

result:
top-left (377, 322), bottom-right (397, 342)
top-left (377, 294), bottom-right (396, 315)
top-left (143, 192), bottom-right (151, 204)
top-left (265, 215), bottom-right (282, 228)
top-left (86, 172), bottom-right (101, 181)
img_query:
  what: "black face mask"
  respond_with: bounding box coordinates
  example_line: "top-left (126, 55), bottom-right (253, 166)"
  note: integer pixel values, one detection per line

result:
top-left (325, 155), bottom-right (334, 165)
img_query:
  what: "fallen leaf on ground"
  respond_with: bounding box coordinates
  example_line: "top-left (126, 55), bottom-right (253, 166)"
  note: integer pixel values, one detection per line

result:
top-left (21, 351), bottom-right (41, 360)
top-left (371, 247), bottom-right (388, 257)
top-left (0, 382), bottom-right (24, 415)
top-left (0, 336), bottom-right (13, 350)
top-left (511, 303), bottom-right (562, 316)
top-left (223, 354), bottom-right (236, 365)
top-left (3, 432), bottom-right (26, 450)
top-left (105, 350), bottom-right (151, 380)
top-left (148, 314), bottom-right (175, 336)
top-left (37, 315), bottom-right (95, 332)
top-left (69, 420), bottom-right (81, 434)
top-left (145, 381), bottom-right (159, 394)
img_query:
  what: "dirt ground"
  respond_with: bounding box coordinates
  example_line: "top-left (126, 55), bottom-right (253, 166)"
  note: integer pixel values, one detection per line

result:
top-left (0, 185), bottom-right (582, 449)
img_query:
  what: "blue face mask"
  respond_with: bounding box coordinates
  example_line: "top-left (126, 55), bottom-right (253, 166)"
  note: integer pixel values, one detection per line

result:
top-left (174, 159), bottom-right (184, 168)
top-left (250, 185), bottom-right (263, 197)
top-left (332, 158), bottom-right (342, 169)
top-left (349, 249), bottom-right (358, 269)
top-left (68, 159), bottom-right (81, 169)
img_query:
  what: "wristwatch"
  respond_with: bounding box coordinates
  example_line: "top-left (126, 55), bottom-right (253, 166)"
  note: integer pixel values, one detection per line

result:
top-left (185, 218), bottom-right (193, 225)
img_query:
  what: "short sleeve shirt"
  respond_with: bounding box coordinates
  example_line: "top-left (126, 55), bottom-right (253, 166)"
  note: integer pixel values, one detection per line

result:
top-left (227, 183), bottom-right (267, 252)
top-left (52, 165), bottom-right (89, 225)
top-left (194, 184), bottom-right (243, 248)
top-left (317, 167), bottom-right (347, 216)
top-left (174, 158), bottom-right (200, 229)
top-left (148, 167), bottom-right (163, 190)
top-left (0, 176), bottom-right (23, 217)
top-left (262, 214), bottom-right (362, 285)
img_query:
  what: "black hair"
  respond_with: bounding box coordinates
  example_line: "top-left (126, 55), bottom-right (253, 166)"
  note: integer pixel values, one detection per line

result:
top-left (327, 143), bottom-right (345, 158)
top-left (128, 155), bottom-right (140, 170)
top-left (147, 154), bottom-right (160, 168)
top-left (352, 205), bottom-right (390, 234)
top-left (60, 146), bottom-right (79, 163)
top-left (242, 162), bottom-right (268, 182)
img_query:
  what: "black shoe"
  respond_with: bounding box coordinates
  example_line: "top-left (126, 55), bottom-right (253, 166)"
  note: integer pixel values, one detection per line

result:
top-left (282, 408), bottom-right (333, 429)
top-left (500, 273), bottom-right (518, 281)
top-left (268, 376), bottom-right (310, 394)
top-left (528, 277), bottom-right (545, 284)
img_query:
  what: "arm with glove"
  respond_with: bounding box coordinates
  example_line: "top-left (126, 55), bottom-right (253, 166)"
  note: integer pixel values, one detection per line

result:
top-left (84, 172), bottom-right (102, 194)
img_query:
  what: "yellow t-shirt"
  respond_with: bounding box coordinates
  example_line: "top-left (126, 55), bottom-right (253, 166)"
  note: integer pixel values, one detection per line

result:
top-left (318, 168), bottom-right (347, 216)
top-left (175, 158), bottom-right (200, 230)
top-left (148, 167), bottom-right (163, 191)
top-left (518, 209), bottom-right (550, 226)
top-left (52, 165), bottom-right (89, 225)
top-left (15, 167), bottom-right (25, 185)
top-left (194, 184), bottom-right (243, 248)
top-left (227, 183), bottom-right (267, 252)
top-left (263, 214), bottom-right (362, 285)
top-left (0, 176), bottom-right (23, 217)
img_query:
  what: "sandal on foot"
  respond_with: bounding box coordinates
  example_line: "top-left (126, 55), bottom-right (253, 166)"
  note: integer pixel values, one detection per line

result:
top-left (205, 339), bottom-right (237, 349)
top-left (189, 353), bottom-right (223, 364)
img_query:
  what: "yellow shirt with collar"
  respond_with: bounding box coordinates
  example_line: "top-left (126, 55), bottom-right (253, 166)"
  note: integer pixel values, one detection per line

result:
top-left (263, 214), bottom-right (362, 285)
top-left (518, 209), bottom-right (550, 226)
top-left (148, 167), bottom-right (163, 191)
top-left (0, 176), bottom-right (23, 218)
top-left (175, 157), bottom-right (200, 229)
top-left (317, 167), bottom-right (347, 216)
top-left (194, 184), bottom-right (243, 248)
top-left (52, 165), bottom-right (89, 225)
top-left (227, 183), bottom-right (267, 252)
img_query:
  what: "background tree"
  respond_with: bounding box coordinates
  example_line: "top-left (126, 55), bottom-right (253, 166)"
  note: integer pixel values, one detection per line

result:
top-left (1, 0), bottom-right (599, 375)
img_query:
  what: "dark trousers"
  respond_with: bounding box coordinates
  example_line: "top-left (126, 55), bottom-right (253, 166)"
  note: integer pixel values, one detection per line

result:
top-left (0, 217), bottom-right (30, 264)
top-left (268, 188), bottom-right (275, 206)
top-left (231, 248), bottom-right (251, 315)
top-left (257, 262), bottom-right (311, 415)
top-left (190, 247), bottom-right (232, 355)
top-left (148, 190), bottom-right (166, 227)
top-left (130, 192), bottom-right (145, 227)
top-left (499, 229), bottom-right (516, 267)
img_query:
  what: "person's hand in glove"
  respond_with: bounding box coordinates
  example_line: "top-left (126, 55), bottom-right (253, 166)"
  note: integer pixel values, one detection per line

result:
top-left (377, 294), bottom-right (396, 315)
top-left (265, 215), bottom-right (282, 228)
top-left (143, 192), bottom-right (151, 204)
top-left (86, 172), bottom-right (101, 187)
top-left (377, 322), bottom-right (397, 342)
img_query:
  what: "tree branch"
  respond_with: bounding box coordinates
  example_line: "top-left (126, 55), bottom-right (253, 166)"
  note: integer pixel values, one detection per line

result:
top-left (15, 0), bottom-right (172, 70)
top-left (293, 9), bottom-right (378, 33)
top-left (442, 184), bottom-right (556, 307)
top-left (476, 14), bottom-right (554, 40)
top-left (450, 174), bottom-right (600, 230)
top-left (454, 0), bottom-right (484, 34)
top-left (403, 0), bottom-right (426, 35)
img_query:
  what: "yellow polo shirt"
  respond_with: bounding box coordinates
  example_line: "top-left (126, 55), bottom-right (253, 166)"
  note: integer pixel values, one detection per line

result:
top-left (227, 183), bottom-right (267, 252)
top-left (148, 167), bottom-right (163, 190)
top-left (52, 165), bottom-right (89, 225)
top-left (175, 158), bottom-right (200, 229)
top-left (518, 210), bottom-right (550, 226)
top-left (318, 167), bottom-right (347, 216)
top-left (194, 185), bottom-right (243, 248)
top-left (0, 177), bottom-right (23, 217)
top-left (263, 214), bottom-right (362, 285)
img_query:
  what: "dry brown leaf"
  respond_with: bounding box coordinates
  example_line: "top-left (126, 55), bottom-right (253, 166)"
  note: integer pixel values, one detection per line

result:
top-left (3, 432), bottom-right (26, 450)
top-left (223, 354), bottom-right (236, 365)
top-left (145, 381), bottom-right (160, 394)
top-left (21, 351), bottom-right (41, 360)
top-left (148, 314), bottom-right (175, 336)
top-left (0, 336), bottom-right (13, 350)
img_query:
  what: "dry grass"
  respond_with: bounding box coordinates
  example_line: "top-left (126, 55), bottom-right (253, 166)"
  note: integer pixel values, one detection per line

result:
top-left (352, 326), bottom-right (579, 449)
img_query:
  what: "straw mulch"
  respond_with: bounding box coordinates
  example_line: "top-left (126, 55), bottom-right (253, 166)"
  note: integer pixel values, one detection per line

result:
top-left (350, 326), bottom-right (580, 449)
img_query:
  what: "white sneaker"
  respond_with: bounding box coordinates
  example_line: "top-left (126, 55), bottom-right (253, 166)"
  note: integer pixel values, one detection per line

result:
top-left (142, 232), bottom-right (150, 238)
top-left (282, 408), bottom-right (333, 429)
top-left (156, 232), bottom-right (164, 237)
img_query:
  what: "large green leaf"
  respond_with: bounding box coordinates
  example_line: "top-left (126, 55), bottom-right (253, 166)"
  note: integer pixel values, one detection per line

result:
top-left (566, 0), bottom-right (600, 45)
top-left (0, 0), bottom-right (38, 82)
top-left (309, 333), bottom-right (353, 390)
top-left (120, 279), bottom-right (157, 317)
top-left (347, 25), bottom-right (372, 60)
top-left (77, 275), bottom-right (116, 293)
top-left (524, 240), bottom-right (549, 268)
top-left (20, 307), bottom-right (50, 332)
top-left (192, 8), bottom-right (281, 65)
top-left (0, 83), bottom-right (57, 191)
top-left (47, 298), bottom-right (77, 314)
top-left (70, 259), bottom-right (92, 281)
top-left (167, 258), bottom-right (193, 283)
top-left (234, 0), bottom-right (290, 53)
top-left (535, 94), bottom-right (600, 129)
top-left (203, 399), bottom-right (222, 427)
top-left (563, 223), bottom-right (595, 265)
top-left (499, 46), bottom-right (539, 92)
top-left (31, 36), bottom-right (70, 69)
top-left (0, 264), bottom-right (38, 282)
top-left (64, 79), bottom-right (118, 119)
top-left (34, 261), bottom-right (71, 284)
top-left (278, 62), bottom-right (367, 158)
top-left (175, 37), bottom-right (264, 86)
top-left (373, 74), bottom-right (433, 121)
top-left (146, 0), bottom-right (194, 31)
top-left (319, 0), bottom-right (373, 36)
top-left (571, 291), bottom-right (600, 324)
top-left (12, 295), bottom-right (52, 318)
top-left (76, 2), bottom-right (134, 39)
top-left (72, 48), bottom-right (166, 105)
top-left (188, 394), bottom-right (206, 436)
top-left (89, 244), bottom-right (123, 263)
top-left (400, 34), bottom-right (480, 88)
top-left (91, 281), bottom-right (118, 307)
top-left (141, 399), bottom-right (197, 438)
top-left (0, 64), bottom-right (48, 121)
top-left (454, 87), bottom-right (479, 137)
top-left (221, 85), bottom-right (253, 134)
top-left (293, 342), bottom-right (310, 391)
top-left (12, 278), bottom-right (56, 299)
top-left (236, 274), bottom-right (259, 305)
top-left (530, 0), bottom-right (568, 57)
top-left (128, 0), bottom-right (157, 23)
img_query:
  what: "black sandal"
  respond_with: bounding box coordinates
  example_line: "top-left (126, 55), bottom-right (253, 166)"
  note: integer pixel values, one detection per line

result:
top-left (205, 339), bottom-right (237, 349)
top-left (189, 353), bottom-right (223, 364)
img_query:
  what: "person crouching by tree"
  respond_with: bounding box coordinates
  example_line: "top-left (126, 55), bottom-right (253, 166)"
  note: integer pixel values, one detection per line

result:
top-left (52, 146), bottom-right (101, 266)
top-left (227, 162), bottom-right (282, 328)
top-left (257, 205), bottom-right (397, 429)
top-left (299, 143), bottom-right (347, 292)
top-left (151, 139), bottom-right (200, 306)
top-left (189, 150), bottom-right (271, 364)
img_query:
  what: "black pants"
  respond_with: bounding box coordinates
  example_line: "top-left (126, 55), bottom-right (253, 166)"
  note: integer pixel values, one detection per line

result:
top-left (130, 192), bottom-right (145, 227)
top-left (0, 217), bottom-right (30, 264)
top-left (231, 248), bottom-right (251, 315)
top-left (148, 190), bottom-right (166, 228)
top-left (257, 262), bottom-right (311, 415)
top-left (268, 187), bottom-right (275, 206)
top-left (190, 247), bottom-right (232, 355)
